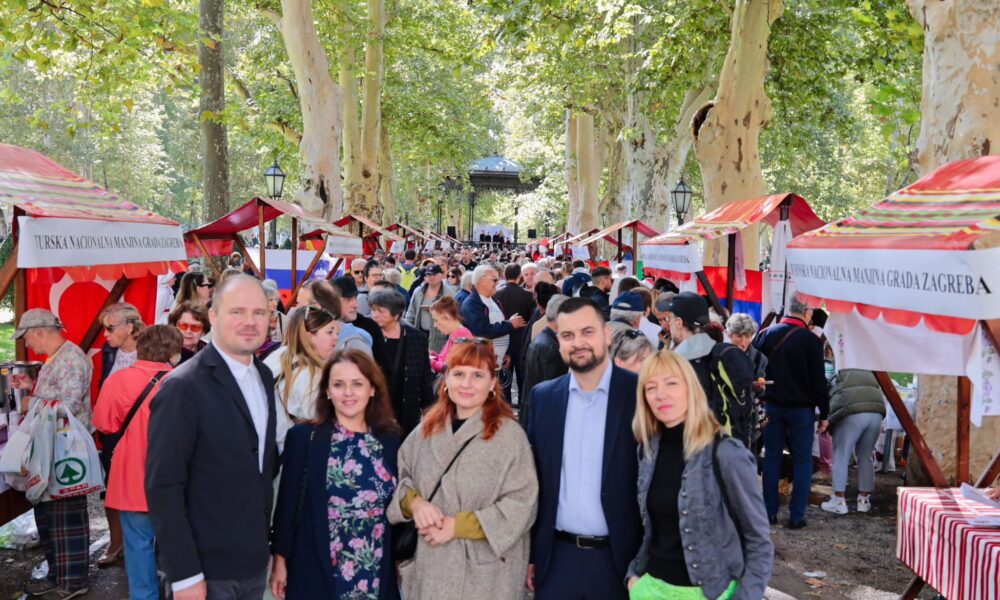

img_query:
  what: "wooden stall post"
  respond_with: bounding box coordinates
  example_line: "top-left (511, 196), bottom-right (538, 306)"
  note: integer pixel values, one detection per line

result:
top-left (190, 233), bottom-right (223, 279)
top-left (324, 258), bottom-right (345, 280)
top-left (695, 270), bottom-right (730, 321)
top-left (257, 200), bottom-right (267, 276)
top-left (232, 234), bottom-right (261, 278)
top-left (291, 217), bottom-right (299, 290)
top-left (80, 277), bottom-right (130, 352)
top-left (15, 269), bottom-right (26, 361)
top-left (874, 371), bottom-right (947, 487)
top-left (957, 376), bottom-right (972, 483)
top-left (288, 235), bottom-right (328, 307)
top-left (632, 226), bottom-right (639, 277)
top-left (726, 233), bottom-right (736, 312)
top-left (0, 243), bottom-right (19, 300)
top-left (616, 229), bottom-right (623, 263)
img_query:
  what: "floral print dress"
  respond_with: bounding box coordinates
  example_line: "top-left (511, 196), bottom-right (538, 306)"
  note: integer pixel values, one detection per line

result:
top-left (326, 423), bottom-right (396, 599)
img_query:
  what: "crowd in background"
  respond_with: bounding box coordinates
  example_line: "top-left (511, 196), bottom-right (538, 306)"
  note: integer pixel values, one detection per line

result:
top-left (11, 241), bottom-right (914, 600)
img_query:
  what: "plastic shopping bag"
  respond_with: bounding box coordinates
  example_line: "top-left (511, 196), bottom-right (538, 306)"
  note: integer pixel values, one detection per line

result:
top-left (23, 400), bottom-right (57, 503)
top-left (47, 402), bottom-right (103, 499)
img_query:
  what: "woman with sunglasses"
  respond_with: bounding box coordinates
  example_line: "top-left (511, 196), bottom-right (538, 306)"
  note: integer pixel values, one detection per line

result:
top-left (168, 301), bottom-right (210, 364)
top-left (271, 350), bottom-right (402, 600)
top-left (610, 328), bottom-right (654, 374)
top-left (265, 306), bottom-right (341, 423)
top-left (627, 351), bottom-right (772, 600)
top-left (388, 339), bottom-right (538, 600)
top-left (428, 296), bottom-right (473, 374)
top-left (173, 271), bottom-right (214, 309)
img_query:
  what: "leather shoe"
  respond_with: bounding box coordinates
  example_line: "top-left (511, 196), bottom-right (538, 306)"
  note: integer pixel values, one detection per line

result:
top-left (97, 546), bottom-right (123, 568)
top-left (787, 520), bottom-right (808, 530)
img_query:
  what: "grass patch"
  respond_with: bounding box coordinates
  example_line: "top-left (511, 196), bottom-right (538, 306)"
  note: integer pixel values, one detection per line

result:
top-left (0, 324), bottom-right (14, 362)
top-left (889, 372), bottom-right (914, 387)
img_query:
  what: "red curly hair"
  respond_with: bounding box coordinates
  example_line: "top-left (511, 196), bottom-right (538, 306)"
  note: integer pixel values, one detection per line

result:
top-left (421, 339), bottom-right (513, 440)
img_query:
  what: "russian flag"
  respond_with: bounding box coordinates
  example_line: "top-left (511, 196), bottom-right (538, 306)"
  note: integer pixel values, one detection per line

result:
top-left (246, 248), bottom-right (345, 290)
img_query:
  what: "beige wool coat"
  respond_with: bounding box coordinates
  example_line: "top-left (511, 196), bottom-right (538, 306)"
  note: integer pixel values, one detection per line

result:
top-left (388, 412), bottom-right (538, 600)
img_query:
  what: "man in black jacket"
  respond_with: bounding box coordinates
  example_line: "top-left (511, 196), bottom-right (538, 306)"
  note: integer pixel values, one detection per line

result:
top-left (146, 276), bottom-right (278, 599)
top-left (494, 263), bottom-right (536, 405)
top-left (521, 294), bottom-right (569, 428)
top-left (752, 292), bottom-right (830, 529)
top-left (579, 266), bottom-right (613, 319)
top-left (332, 276), bottom-right (386, 361)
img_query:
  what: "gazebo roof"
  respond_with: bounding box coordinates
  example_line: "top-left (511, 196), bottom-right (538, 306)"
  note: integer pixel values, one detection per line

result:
top-left (442, 154), bottom-right (542, 193)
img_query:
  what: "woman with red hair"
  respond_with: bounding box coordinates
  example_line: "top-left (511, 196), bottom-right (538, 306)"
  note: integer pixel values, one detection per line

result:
top-left (388, 339), bottom-right (538, 599)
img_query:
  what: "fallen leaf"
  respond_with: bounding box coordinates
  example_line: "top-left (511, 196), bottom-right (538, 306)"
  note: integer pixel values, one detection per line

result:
top-left (804, 578), bottom-right (827, 587)
top-left (833, 543), bottom-right (848, 550)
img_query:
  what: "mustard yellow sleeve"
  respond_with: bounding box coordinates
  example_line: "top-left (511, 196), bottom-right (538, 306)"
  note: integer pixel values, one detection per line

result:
top-left (399, 488), bottom-right (420, 519)
top-left (453, 511), bottom-right (486, 540)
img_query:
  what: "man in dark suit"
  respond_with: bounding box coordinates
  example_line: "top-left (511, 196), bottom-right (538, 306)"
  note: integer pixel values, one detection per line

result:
top-left (146, 275), bottom-right (278, 600)
top-left (494, 263), bottom-right (535, 405)
top-left (526, 297), bottom-right (641, 600)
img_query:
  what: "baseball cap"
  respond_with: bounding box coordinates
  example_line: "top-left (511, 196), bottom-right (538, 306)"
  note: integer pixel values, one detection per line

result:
top-left (611, 291), bottom-right (644, 312)
top-left (13, 308), bottom-right (64, 340)
top-left (424, 264), bottom-right (444, 276)
top-left (331, 276), bottom-right (359, 298)
top-left (665, 292), bottom-right (710, 326)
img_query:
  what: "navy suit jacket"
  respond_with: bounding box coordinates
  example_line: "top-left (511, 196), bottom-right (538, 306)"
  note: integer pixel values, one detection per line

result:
top-left (526, 365), bottom-right (642, 587)
top-left (460, 290), bottom-right (514, 339)
top-left (271, 423), bottom-right (400, 600)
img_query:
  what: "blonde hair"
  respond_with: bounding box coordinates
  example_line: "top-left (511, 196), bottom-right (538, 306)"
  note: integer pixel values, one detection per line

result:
top-left (279, 307), bottom-right (337, 411)
top-left (100, 302), bottom-right (145, 340)
top-left (633, 350), bottom-right (721, 459)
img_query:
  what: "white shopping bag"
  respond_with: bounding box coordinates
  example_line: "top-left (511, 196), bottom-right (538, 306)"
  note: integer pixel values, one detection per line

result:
top-left (0, 430), bottom-right (30, 473)
top-left (47, 402), bottom-right (103, 500)
top-left (23, 400), bottom-right (57, 503)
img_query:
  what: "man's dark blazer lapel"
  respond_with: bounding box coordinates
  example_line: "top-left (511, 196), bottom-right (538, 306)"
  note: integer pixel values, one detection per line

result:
top-left (204, 343), bottom-right (259, 444)
top-left (602, 366), bottom-right (626, 485)
top-left (549, 381), bottom-right (570, 492)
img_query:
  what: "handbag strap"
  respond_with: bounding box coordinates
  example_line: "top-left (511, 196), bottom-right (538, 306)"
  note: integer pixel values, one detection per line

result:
top-left (763, 325), bottom-right (801, 359)
top-left (292, 427), bottom-right (317, 532)
top-left (117, 371), bottom-right (168, 439)
top-left (426, 435), bottom-right (476, 502)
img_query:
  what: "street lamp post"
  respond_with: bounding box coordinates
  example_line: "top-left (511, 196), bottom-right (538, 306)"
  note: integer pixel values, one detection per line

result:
top-left (264, 159), bottom-right (286, 246)
top-left (437, 198), bottom-right (443, 234)
top-left (670, 178), bottom-right (692, 226)
top-left (513, 204), bottom-right (520, 246)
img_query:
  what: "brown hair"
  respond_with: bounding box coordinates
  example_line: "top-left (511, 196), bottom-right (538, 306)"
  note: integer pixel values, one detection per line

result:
top-left (137, 325), bottom-right (184, 363)
top-left (429, 295), bottom-right (461, 322)
top-left (310, 280), bottom-right (343, 319)
top-left (312, 349), bottom-right (401, 436)
top-left (421, 340), bottom-right (513, 441)
top-left (168, 301), bottom-right (211, 334)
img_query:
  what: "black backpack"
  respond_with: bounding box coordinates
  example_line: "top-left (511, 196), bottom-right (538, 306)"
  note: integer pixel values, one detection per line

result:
top-left (693, 343), bottom-right (756, 447)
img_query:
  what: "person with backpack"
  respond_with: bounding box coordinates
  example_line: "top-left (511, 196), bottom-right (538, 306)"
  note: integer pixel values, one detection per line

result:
top-left (662, 292), bottom-right (756, 448)
top-left (398, 249), bottom-right (420, 292)
top-left (751, 292), bottom-right (829, 529)
top-left (627, 349), bottom-right (772, 600)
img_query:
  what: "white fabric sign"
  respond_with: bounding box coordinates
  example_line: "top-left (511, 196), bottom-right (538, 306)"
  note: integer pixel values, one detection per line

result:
top-left (787, 246), bottom-right (1000, 320)
top-left (571, 245), bottom-right (590, 260)
top-left (763, 220), bottom-right (794, 316)
top-left (18, 216), bottom-right (186, 268)
top-left (641, 242), bottom-right (703, 273)
top-left (826, 312), bottom-right (1000, 426)
top-left (733, 230), bottom-right (747, 291)
top-left (325, 234), bottom-right (363, 256)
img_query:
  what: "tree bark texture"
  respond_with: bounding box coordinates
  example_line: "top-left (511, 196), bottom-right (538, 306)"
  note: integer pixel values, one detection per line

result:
top-left (346, 0), bottom-right (385, 221)
top-left (903, 0), bottom-right (1000, 486)
top-left (692, 0), bottom-right (783, 266)
top-left (574, 112), bottom-right (601, 233)
top-left (199, 0), bottom-right (230, 221)
top-left (600, 134), bottom-right (625, 227)
top-left (565, 109), bottom-right (580, 233)
top-left (379, 124), bottom-right (394, 224)
top-left (278, 0), bottom-right (345, 219)
top-left (340, 12), bottom-right (361, 204)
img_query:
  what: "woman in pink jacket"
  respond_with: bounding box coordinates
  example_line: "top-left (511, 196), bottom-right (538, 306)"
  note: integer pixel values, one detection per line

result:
top-left (93, 325), bottom-right (183, 600)
top-left (428, 296), bottom-right (473, 374)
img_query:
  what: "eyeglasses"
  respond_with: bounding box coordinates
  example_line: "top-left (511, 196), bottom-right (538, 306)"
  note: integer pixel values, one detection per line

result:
top-left (453, 337), bottom-right (491, 346)
top-left (197, 282), bottom-right (215, 289)
top-left (353, 270), bottom-right (364, 275)
top-left (103, 322), bottom-right (123, 333)
top-left (176, 322), bottom-right (205, 333)
top-left (623, 329), bottom-right (643, 340)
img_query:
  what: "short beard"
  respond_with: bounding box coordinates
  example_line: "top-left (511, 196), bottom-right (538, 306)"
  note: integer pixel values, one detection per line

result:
top-left (567, 349), bottom-right (605, 374)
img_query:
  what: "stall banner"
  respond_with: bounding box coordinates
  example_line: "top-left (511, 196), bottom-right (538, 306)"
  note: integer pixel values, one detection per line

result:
top-left (787, 246), bottom-right (1000, 321)
top-left (571, 245), bottom-right (590, 260)
top-left (325, 234), bottom-right (364, 256)
top-left (26, 270), bottom-right (158, 403)
top-left (763, 220), bottom-right (794, 317)
top-left (641, 242), bottom-right (703, 273)
top-left (247, 248), bottom-right (337, 290)
top-left (19, 216), bottom-right (186, 268)
top-left (827, 313), bottom-right (999, 426)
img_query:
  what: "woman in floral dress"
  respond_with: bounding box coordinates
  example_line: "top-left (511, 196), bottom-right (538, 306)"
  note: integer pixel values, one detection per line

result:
top-left (271, 349), bottom-right (402, 600)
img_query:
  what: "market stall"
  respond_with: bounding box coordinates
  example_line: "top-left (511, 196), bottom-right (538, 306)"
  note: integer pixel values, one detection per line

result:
top-left (330, 214), bottom-right (405, 256)
top-left (642, 193), bottom-right (824, 322)
top-left (570, 220), bottom-right (660, 276)
top-left (0, 143), bottom-right (186, 525)
top-left (554, 229), bottom-right (599, 257)
top-left (787, 155), bottom-right (1000, 599)
top-left (186, 197), bottom-right (363, 306)
top-left (386, 223), bottom-right (436, 251)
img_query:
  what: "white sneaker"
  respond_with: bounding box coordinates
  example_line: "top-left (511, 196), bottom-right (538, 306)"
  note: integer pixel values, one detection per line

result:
top-left (857, 495), bottom-right (872, 513)
top-left (821, 496), bottom-right (848, 514)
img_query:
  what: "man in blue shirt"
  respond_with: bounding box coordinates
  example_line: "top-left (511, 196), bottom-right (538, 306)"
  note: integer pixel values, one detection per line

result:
top-left (526, 297), bottom-right (642, 599)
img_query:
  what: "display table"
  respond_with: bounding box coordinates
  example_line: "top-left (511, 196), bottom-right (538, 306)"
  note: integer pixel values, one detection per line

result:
top-left (897, 487), bottom-right (1000, 600)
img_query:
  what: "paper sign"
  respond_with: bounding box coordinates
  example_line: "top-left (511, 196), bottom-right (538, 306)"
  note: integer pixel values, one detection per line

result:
top-left (325, 234), bottom-right (364, 256)
top-left (641, 242), bottom-right (703, 273)
top-left (571, 245), bottom-right (590, 260)
top-left (18, 216), bottom-right (186, 268)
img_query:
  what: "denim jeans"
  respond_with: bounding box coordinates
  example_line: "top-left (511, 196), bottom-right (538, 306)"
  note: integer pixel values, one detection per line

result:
top-left (762, 403), bottom-right (815, 523)
top-left (119, 511), bottom-right (159, 600)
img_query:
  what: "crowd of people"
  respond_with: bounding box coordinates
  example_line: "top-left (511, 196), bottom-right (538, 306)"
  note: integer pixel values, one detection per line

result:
top-left (10, 242), bottom-right (927, 600)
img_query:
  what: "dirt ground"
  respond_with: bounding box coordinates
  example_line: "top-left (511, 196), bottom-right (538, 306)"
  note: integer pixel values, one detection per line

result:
top-left (0, 470), bottom-right (942, 600)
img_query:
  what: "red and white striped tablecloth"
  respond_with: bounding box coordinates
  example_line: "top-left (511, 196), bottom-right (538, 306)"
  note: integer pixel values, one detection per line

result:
top-left (897, 487), bottom-right (1000, 600)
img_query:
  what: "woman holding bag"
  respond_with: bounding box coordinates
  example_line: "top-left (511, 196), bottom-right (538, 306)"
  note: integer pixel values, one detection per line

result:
top-left (627, 350), bottom-right (773, 600)
top-left (93, 325), bottom-right (182, 600)
top-left (270, 350), bottom-right (402, 600)
top-left (387, 339), bottom-right (538, 600)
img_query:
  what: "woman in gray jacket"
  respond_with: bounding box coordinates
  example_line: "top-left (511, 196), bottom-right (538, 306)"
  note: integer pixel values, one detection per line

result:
top-left (820, 368), bottom-right (886, 515)
top-left (627, 350), bottom-right (772, 600)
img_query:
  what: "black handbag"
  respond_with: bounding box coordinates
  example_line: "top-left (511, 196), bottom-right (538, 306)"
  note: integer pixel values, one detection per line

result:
top-left (393, 436), bottom-right (475, 561)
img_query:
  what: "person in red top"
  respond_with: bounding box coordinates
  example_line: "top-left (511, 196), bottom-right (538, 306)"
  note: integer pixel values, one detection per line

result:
top-left (428, 296), bottom-right (473, 374)
top-left (93, 325), bottom-right (183, 600)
